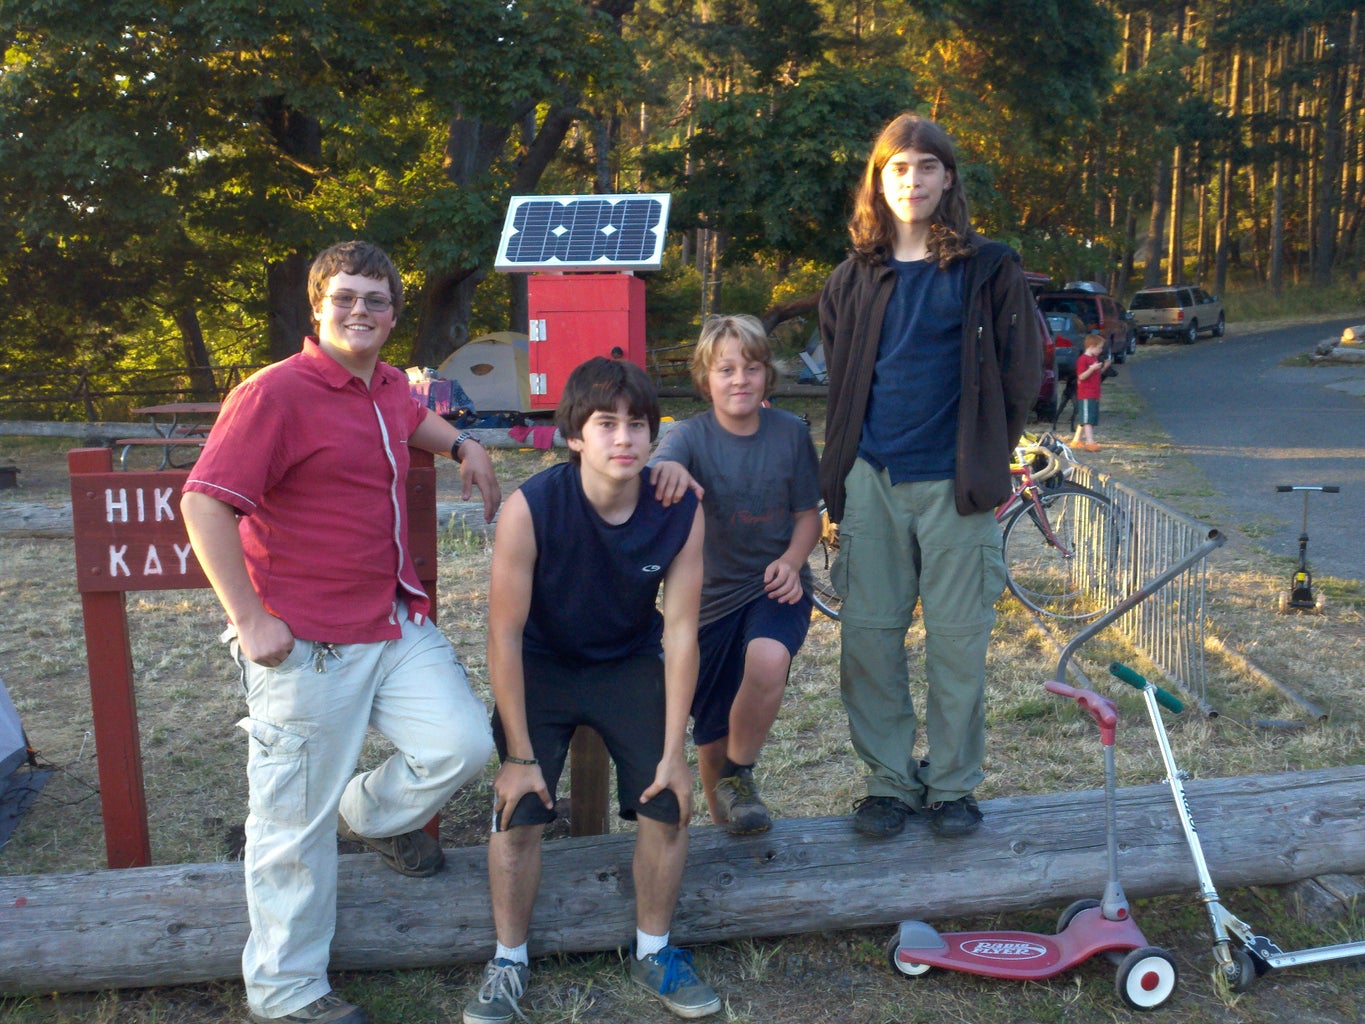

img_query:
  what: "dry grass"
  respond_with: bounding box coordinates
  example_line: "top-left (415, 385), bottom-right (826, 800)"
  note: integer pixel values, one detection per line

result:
top-left (2, 368), bottom-right (1363, 1022)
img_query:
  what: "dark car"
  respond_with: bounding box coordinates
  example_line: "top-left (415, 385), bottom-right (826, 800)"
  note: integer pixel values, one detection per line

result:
top-left (1024, 270), bottom-right (1058, 421)
top-left (1044, 311), bottom-right (1090, 381)
top-left (1031, 304), bottom-right (1059, 421)
top-left (1037, 288), bottom-right (1136, 363)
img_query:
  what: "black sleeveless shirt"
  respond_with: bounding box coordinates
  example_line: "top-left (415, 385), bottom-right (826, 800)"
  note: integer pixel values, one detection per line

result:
top-left (519, 462), bottom-right (698, 664)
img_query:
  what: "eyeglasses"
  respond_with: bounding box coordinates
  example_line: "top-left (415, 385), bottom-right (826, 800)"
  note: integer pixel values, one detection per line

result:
top-left (325, 291), bottom-right (394, 313)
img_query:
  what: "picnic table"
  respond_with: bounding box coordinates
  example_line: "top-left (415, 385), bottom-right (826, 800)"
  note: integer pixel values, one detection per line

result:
top-left (115, 402), bottom-right (221, 470)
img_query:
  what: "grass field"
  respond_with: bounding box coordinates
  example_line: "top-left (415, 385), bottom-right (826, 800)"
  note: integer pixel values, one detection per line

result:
top-left (1, 332), bottom-right (1363, 1023)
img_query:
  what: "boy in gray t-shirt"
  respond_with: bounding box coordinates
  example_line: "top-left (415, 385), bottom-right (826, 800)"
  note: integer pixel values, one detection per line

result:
top-left (651, 314), bottom-right (820, 833)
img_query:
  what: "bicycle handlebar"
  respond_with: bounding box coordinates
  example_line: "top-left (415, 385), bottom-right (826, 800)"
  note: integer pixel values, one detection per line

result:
top-left (1276, 485), bottom-right (1340, 493)
top-left (1109, 662), bottom-right (1184, 713)
top-left (1013, 443), bottom-right (1062, 484)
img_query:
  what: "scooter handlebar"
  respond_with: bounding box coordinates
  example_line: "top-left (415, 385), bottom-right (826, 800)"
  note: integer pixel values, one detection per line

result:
top-left (1109, 662), bottom-right (1184, 713)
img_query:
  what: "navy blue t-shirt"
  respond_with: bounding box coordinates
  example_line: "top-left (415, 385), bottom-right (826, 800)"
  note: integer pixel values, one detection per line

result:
top-left (858, 257), bottom-right (964, 482)
top-left (519, 462), bottom-right (698, 664)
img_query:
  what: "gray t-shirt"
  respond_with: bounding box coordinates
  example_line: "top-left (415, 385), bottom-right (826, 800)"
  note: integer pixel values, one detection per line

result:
top-left (651, 407), bottom-right (820, 625)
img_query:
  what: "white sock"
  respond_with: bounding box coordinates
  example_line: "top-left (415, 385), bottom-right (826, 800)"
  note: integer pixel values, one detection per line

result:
top-left (635, 929), bottom-right (669, 959)
top-left (495, 941), bottom-right (528, 965)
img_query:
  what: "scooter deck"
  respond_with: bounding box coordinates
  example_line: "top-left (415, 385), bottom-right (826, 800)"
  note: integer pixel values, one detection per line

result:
top-left (893, 907), bottom-right (1150, 981)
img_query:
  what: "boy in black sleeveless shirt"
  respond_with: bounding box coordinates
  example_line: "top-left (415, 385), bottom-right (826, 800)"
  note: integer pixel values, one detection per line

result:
top-left (463, 357), bottom-right (719, 1023)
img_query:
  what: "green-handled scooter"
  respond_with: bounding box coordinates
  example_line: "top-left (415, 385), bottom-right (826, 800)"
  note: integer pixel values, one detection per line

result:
top-left (1109, 662), bottom-right (1365, 990)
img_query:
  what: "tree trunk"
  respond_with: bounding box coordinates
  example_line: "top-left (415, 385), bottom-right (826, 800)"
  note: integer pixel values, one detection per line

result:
top-left (410, 107), bottom-right (584, 369)
top-left (1167, 144), bottom-right (1184, 283)
top-left (706, 230), bottom-right (725, 315)
top-left (1142, 160), bottom-right (1170, 287)
top-left (411, 268), bottom-right (481, 368)
top-left (1337, 11), bottom-right (1361, 279)
top-left (1214, 50), bottom-right (1242, 299)
top-left (257, 100), bottom-right (322, 362)
top-left (4, 767), bottom-right (1364, 994)
top-left (1270, 39), bottom-right (1289, 295)
top-left (1313, 46), bottom-right (1345, 287)
top-left (266, 251), bottom-right (313, 362)
top-left (173, 305), bottom-right (218, 399)
top-left (1117, 194), bottom-right (1136, 297)
top-left (593, 112), bottom-right (615, 194)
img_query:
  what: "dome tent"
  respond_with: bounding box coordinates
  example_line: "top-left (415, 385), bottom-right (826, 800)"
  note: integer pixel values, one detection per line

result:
top-left (0, 674), bottom-right (48, 847)
top-left (436, 332), bottom-right (532, 413)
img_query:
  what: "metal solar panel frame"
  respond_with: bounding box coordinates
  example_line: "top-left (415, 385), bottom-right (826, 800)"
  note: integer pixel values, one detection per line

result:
top-left (494, 193), bottom-right (671, 272)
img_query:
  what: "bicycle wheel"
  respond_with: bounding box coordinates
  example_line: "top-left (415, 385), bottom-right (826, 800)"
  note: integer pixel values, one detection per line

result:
top-left (1002, 483), bottom-right (1117, 621)
top-left (807, 501), bottom-right (842, 620)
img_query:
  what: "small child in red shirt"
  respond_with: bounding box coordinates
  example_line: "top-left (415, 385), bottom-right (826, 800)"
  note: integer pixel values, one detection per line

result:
top-left (1071, 333), bottom-right (1112, 451)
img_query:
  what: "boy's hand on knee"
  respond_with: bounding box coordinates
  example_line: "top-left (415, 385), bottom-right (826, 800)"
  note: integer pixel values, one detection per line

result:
top-left (640, 752), bottom-right (693, 825)
top-left (493, 762), bottom-right (552, 831)
top-left (763, 558), bottom-right (804, 604)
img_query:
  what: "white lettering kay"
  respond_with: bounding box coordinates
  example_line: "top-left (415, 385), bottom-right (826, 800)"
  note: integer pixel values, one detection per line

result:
top-left (107, 543), bottom-right (195, 578)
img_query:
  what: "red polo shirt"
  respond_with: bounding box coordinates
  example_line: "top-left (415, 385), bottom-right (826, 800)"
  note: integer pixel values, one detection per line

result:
top-left (184, 339), bottom-right (431, 643)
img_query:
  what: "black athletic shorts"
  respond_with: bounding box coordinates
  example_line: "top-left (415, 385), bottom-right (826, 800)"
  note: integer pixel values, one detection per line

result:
top-left (692, 591), bottom-right (811, 746)
top-left (492, 650), bottom-right (679, 827)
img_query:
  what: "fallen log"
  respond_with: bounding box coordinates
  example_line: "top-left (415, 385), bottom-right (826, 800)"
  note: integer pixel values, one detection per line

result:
top-left (3, 766), bottom-right (1364, 994)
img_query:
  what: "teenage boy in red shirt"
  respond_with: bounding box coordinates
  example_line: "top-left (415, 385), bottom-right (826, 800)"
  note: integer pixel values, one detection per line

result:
top-left (183, 240), bottom-right (499, 1024)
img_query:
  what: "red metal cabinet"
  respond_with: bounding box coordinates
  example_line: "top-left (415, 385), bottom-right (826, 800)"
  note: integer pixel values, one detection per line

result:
top-left (526, 273), bottom-right (646, 409)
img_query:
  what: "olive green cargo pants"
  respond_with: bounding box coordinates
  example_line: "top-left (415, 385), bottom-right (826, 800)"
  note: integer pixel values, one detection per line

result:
top-left (833, 460), bottom-right (1007, 808)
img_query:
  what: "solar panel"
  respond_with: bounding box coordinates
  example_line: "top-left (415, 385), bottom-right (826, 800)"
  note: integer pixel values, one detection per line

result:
top-left (494, 193), bottom-right (671, 272)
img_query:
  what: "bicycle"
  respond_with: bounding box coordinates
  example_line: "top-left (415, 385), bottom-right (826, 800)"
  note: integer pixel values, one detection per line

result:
top-left (806, 433), bottom-right (1119, 622)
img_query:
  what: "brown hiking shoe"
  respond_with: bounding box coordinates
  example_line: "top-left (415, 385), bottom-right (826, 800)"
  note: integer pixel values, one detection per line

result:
top-left (714, 767), bottom-right (772, 834)
top-left (338, 815), bottom-right (444, 877)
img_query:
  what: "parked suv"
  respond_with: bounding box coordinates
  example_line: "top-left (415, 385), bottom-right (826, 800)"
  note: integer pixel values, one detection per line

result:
top-left (1128, 285), bottom-right (1225, 344)
top-left (1024, 271), bottom-right (1058, 421)
top-left (1036, 288), bottom-right (1136, 363)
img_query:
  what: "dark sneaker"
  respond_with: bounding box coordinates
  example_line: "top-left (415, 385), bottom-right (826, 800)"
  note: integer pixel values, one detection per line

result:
top-left (929, 794), bottom-right (983, 837)
top-left (852, 795), bottom-right (915, 838)
top-left (338, 815), bottom-right (444, 877)
top-left (714, 768), bottom-right (772, 834)
top-left (630, 945), bottom-right (721, 1019)
top-left (248, 993), bottom-right (366, 1024)
top-left (462, 958), bottom-right (530, 1024)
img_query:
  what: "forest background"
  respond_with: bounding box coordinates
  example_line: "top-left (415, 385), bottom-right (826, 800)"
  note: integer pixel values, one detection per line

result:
top-left (1, 0), bottom-right (1363, 409)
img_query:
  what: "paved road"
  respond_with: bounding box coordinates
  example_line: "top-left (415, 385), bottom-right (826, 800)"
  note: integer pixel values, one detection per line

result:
top-left (1125, 315), bottom-right (1365, 586)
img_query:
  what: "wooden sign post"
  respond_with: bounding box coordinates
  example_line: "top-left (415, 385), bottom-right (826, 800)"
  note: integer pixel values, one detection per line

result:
top-left (67, 446), bottom-right (441, 868)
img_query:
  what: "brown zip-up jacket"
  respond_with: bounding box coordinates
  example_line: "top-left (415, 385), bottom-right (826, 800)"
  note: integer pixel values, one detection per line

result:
top-left (818, 239), bottom-right (1042, 522)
